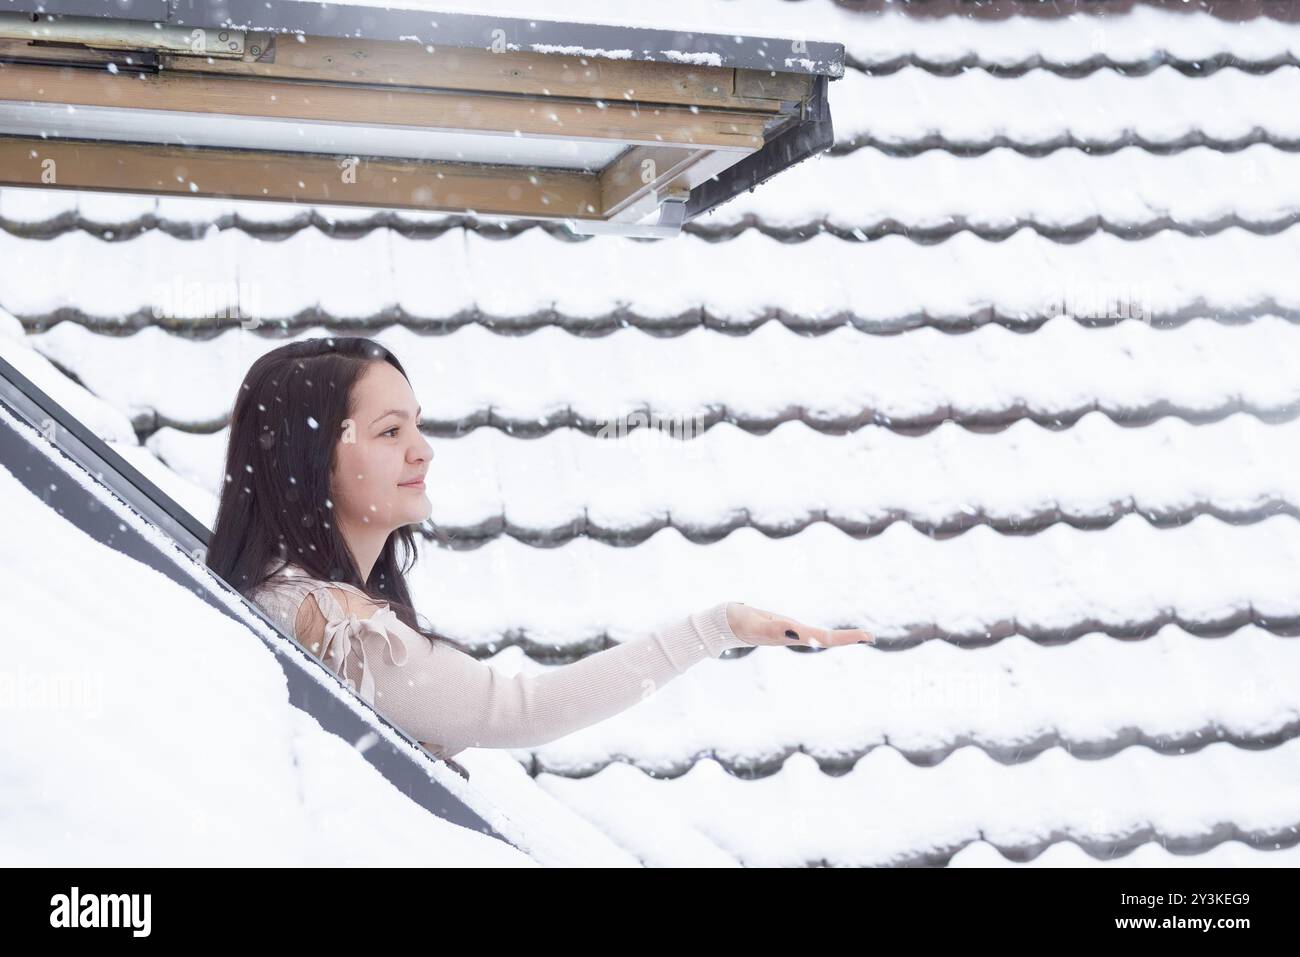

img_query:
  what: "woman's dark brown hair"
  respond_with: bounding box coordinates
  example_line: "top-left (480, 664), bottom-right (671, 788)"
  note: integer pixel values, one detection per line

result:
top-left (205, 336), bottom-right (449, 640)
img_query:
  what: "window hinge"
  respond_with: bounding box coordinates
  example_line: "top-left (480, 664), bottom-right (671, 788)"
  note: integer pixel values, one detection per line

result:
top-left (0, 12), bottom-right (274, 61)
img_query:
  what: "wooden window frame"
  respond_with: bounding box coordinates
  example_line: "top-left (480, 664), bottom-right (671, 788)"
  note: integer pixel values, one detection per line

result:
top-left (0, 21), bottom-right (818, 233)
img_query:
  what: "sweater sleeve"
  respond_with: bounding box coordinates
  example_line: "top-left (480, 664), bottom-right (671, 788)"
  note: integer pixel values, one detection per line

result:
top-left (282, 583), bottom-right (750, 759)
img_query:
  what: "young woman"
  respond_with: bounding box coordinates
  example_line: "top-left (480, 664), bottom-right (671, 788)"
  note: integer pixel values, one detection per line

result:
top-left (206, 337), bottom-right (873, 777)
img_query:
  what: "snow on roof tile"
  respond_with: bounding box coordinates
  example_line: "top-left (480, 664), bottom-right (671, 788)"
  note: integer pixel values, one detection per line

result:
top-left (3, 226), bottom-right (1297, 331)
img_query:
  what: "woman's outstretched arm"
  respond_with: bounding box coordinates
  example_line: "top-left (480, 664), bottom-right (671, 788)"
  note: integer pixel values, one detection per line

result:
top-left (291, 584), bottom-right (874, 758)
top-left (292, 585), bottom-right (746, 756)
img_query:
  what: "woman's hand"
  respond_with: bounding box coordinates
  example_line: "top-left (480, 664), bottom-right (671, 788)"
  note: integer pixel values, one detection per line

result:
top-left (725, 602), bottom-right (874, 648)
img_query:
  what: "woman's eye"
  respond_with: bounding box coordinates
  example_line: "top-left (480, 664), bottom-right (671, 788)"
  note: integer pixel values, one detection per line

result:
top-left (382, 426), bottom-right (399, 437)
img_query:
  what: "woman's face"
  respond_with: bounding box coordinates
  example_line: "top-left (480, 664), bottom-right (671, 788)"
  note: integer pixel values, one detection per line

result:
top-left (330, 360), bottom-right (434, 533)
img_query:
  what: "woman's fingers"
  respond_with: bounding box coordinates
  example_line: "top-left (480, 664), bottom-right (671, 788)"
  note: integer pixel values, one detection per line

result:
top-left (786, 623), bottom-right (874, 648)
top-left (729, 603), bottom-right (874, 647)
top-left (821, 626), bottom-right (876, 647)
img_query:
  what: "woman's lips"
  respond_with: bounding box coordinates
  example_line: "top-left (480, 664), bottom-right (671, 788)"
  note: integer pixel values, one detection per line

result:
top-left (399, 479), bottom-right (425, 489)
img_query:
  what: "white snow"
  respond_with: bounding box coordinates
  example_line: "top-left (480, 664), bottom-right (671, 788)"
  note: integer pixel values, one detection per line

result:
top-left (527, 44), bottom-right (635, 61)
top-left (142, 411), bottom-right (1300, 541)
top-left (27, 317), bottom-right (1300, 434)
top-left (534, 742), bottom-right (1300, 867)
top-left (949, 839), bottom-right (1300, 868)
top-left (703, 142), bottom-right (1300, 233)
top-left (829, 65), bottom-right (1300, 150)
top-left (0, 307), bottom-right (138, 444)
top-left (6, 225), bottom-right (1300, 328)
top-left (498, 616), bottom-right (1300, 782)
top-left (659, 50), bottom-right (724, 67)
top-left (401, 514), bottom-right (1300, 645)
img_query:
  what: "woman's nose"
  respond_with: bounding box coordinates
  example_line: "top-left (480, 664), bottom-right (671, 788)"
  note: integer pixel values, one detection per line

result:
top-left (412, 435), bottom-right (434, 461)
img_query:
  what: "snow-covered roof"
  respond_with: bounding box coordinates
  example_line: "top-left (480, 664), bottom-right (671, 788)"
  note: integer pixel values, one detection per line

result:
top-left (3, 0), bottom-right (1300, 866)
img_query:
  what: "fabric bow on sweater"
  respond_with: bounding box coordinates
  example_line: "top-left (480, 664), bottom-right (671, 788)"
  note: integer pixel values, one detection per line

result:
top-left (315, 598), bottom-right (472, 781)
top-left (320, 605), bottom-right (419, 708)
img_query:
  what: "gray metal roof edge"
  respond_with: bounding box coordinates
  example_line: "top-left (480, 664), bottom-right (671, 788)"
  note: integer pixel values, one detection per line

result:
top-left (0, 0), bottom-right (845, 77)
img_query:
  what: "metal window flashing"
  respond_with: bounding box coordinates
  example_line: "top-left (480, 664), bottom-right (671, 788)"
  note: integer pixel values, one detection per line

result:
top-left (2, 0), bottom-right (844, 77)
top-left (685, 72), bottom-right (834, 222)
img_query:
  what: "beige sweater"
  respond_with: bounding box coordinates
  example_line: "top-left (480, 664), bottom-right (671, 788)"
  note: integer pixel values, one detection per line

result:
top-left (249, 562), bottom-right (750, 773)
